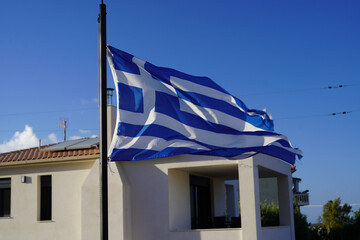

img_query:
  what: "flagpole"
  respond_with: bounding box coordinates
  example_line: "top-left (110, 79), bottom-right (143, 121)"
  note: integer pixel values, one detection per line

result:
top-left (98, 1), bottom-right (108, 240)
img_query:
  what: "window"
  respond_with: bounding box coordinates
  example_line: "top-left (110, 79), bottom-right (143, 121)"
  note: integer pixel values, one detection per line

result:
top-left (0, 178), bottom-right (11, 217)
top-left (190, 175), bottom-right (212, 229)
top-left (168, 164), bottom-right (240, 231)
top-left (40, 175), bottom-right (52, 221)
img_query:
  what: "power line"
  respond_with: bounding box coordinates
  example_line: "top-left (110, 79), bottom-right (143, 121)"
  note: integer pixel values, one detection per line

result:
top-left (2, 109), bottom-right (359, 132)
top-left (0, 107), bottom-right (98, 117)
top-left (274, 109), bottom-right (360, 120)
top-left (0, 85), bottom-right (358, 117)
top-left (0, 128), bottom-right (99, 133)
top-left (239, 84), bottom-right (359, 97)
top-left (0, 84), bottom-right (358, 129)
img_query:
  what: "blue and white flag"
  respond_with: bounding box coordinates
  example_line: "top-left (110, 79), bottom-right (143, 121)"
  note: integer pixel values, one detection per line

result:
top-left (107, 46), bottom-right (302, 165)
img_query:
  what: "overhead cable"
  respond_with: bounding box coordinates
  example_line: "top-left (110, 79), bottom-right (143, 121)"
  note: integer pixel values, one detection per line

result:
top-left (275, 109), bottom-right (360, 120)
top-left (239, 84), bottom-right (358, 96)
top-left (0, 107), bottom-right (98, 117)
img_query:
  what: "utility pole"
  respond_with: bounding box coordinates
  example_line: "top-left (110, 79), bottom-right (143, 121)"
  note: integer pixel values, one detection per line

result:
top-left (98, 1), bottom-right (108, 240)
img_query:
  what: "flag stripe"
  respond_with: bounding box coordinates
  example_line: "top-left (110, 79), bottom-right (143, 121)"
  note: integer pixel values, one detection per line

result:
top-left (110, 144), bottom-right (297, 163)
top-left (170, 76), bottom-right (271, 129)
top-left (155, 91), bottom-right (280, 137)
top-left (174, 89), bottom-right (273, 131)
top-left (144, 61), bottom-right (227, 93)
top-left (179, 100), bottom-right (267, 132)
top-left (115, 121), bottom-right (287, 151)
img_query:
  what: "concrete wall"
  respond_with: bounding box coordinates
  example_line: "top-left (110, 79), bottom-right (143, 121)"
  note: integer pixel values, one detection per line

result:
top-left (213, 178), bottom-right (226, 217)
top-left (81, 160), bottom-right (100, 240)
top-left (81, 160), bottom-right (131, 240)
top-left (0, 160), bottom-right (94, 240)
top-left (168, 169), bottom-right (191, 230)
top-left (240, 154), bottom-right (295, 240)
top-left (116, 155), bottom-right (244, 240)
top-left (114, 154), bottom-right (294, 240)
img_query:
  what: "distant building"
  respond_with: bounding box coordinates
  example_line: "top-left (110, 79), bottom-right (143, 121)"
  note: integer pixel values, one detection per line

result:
top-left (292, 177), bottom-right (310, 206)
top-left (0, 105), bottom-right (297, 240)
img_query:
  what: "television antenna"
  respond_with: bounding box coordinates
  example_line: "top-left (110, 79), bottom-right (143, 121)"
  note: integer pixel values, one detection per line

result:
top-left (59, 118), bottom-right (69, 141)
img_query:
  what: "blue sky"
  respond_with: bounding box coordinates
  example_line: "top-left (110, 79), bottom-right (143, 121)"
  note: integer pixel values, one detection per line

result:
top-left (1, 0), bottom-right (359, 223)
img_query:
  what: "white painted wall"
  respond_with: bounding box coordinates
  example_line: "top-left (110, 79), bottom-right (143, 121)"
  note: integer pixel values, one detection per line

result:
top-left (0, 160), bottom-right (94, 240)
top-left (213, 178), bottom-right (226, 217)
top-left (112, 154), bottom-right (294, 240)
top-left (168, 169), bottom-right (191, 230)
top-left (109, 155), bottom-right (245, 240)
top-left (107, 105), bottom-right (117, 148)
top-left (81, 160), bottom-right (100, 240)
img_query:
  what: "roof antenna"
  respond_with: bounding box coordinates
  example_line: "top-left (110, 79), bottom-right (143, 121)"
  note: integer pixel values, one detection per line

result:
top-left (59, 118), bottom-right (69, 142)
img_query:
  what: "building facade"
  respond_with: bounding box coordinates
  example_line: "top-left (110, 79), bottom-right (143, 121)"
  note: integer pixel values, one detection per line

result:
top-left (0, 106), bottom-right (297, 240)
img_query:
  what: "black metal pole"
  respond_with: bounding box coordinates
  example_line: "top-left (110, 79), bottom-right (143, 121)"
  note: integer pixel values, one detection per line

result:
top-left (98, 2), bottom-right (108, 240)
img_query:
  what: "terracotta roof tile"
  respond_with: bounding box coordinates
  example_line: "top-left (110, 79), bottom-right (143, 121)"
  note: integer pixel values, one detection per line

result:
top-left (0, 144), bottom-right (99, 164)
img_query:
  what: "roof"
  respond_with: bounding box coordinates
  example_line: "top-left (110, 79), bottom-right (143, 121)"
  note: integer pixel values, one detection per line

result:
top-left (0, 138), bottom-right (99, 165)
top-left (42, 138), bottom-right (100, 151)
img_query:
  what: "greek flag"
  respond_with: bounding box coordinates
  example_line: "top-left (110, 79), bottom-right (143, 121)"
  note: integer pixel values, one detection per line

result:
top-left (107, 46), bottom-right (302, 165)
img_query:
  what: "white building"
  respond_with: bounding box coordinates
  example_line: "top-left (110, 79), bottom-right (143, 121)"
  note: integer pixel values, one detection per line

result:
top-left (0, 105), bottom-right (296, 240)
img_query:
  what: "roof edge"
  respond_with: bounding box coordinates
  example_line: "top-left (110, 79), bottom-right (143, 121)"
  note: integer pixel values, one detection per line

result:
top-left (0, 154), bottom-right (99, 168)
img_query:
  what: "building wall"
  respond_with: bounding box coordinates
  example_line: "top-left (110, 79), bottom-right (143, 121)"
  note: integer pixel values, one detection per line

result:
top-left (115, 155), bottom-right (243, 240)
top-left (0, 153), bottom-right (294, 240)
top-left (0, 160), bottom-right (94, 240)
top-left (111, 154), bottom-right (294, 240)
top-left (79, 154), bottom-right (243, 240)
top-left (213, 178), bottom-right (227, 217)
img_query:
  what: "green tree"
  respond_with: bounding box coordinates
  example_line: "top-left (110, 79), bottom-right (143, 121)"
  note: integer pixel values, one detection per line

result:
top-left (353, 208), bottom-right (360, 221)
top-left (260, 201), bottom-right (279, 226)
top-left (309, 223), bottom-right (327, 240)
top-left (293, 203), bottom-right (310, 240)
top-left (309, 198), bottom-right (360, 240)
top-left (320, 197), bottom-right (352, 234)
top-left (343, 208), bottom-right (360, 240)
top-left (354, 209), bottom-right (360, 239)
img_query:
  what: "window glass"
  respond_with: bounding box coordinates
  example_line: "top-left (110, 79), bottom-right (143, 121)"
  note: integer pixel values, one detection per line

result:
top-left (0, 178), bottom-right (11, 217)
top-left (40, 175), bottom-right (52, 221)
top-left (190, 175), bottom-right (212, 229)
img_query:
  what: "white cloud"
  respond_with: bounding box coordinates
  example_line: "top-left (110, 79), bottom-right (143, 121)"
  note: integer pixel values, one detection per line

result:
top-left (79, 129), bottom-right (91, 134)
top-left (80, 99), bottom-right (89, 105)
top-left (80, 97), bottom-right (98, 105)
top-left (69, 136), bottom-right (82, 140)
top-left (47, 133), bottom-right (58, 143)
top-left (39, 133), bottom-right (59, 146)
top-left (0, 125), bottom-right (39, 153)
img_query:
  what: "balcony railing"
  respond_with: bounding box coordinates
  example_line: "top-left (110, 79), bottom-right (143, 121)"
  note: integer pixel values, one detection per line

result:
top-left (293, 193), bottom-right (309, 206)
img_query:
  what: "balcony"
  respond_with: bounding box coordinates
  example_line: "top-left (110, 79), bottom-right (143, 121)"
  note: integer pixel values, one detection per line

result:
top-left (293, 192), bottom-right (309, 206)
